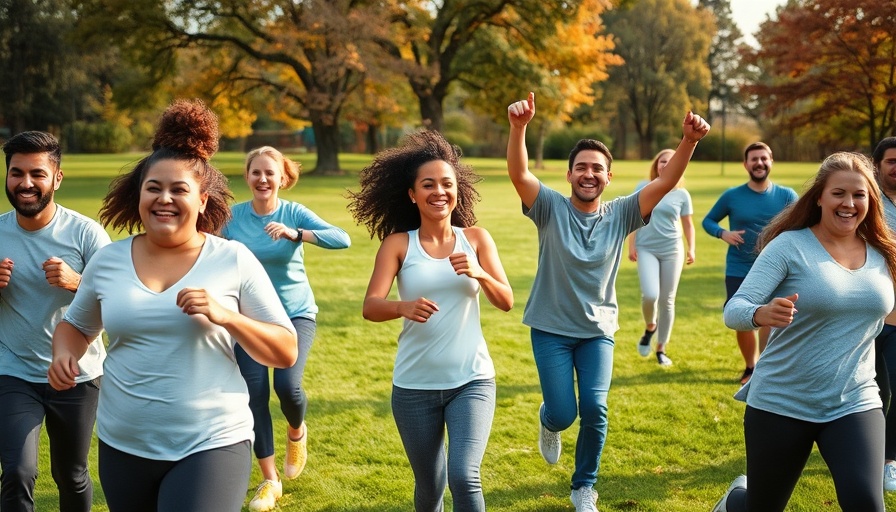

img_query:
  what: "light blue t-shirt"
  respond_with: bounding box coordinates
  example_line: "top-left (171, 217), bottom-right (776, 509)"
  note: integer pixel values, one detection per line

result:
top-left (702, 183), bottom-right (798, 277)
top-left (222, 199), bottom-right (350, 319)
top-left (63, 235), bottom-right (295, 460)
top-left (523, 184), bottom-right (645, 337)
top-left (0, 206), bottom-right (110, 383)
top-left (724, 228), bottom-right (893, 421)
top-left (394, 228), bottom-right (494, 389)
top-left (633, 182), bottom-right (692, 256)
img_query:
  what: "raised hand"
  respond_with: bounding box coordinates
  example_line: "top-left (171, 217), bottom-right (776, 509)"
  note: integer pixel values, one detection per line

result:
top-left (682, 111), bottom-right (710, 143)
top-left (508, 92), bottom-right (536, 128)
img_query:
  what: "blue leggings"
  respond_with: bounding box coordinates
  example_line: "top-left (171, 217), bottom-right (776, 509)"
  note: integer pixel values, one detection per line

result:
top-left (391, 378), bottom-right (496, 512)
top-left (531, 329), bottom-right (614, 489)
top-left (236, 317), bottom-right (315, 459)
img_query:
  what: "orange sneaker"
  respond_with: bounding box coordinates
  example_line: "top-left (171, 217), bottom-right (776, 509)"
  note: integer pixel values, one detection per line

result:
top-left (284, 423), bottom-right (307, 479)
top-left (248, 478), bottom-right (282, 511)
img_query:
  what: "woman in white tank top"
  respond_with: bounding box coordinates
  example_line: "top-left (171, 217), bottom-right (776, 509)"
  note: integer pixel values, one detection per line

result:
top-left (349, 130), bottom-right (513, 512)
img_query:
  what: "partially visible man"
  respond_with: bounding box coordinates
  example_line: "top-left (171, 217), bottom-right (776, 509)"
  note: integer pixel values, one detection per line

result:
top-left (702, 142), bottom-right (797, 385)
top-left (0, 131), bottom-right (110, 511)
top-left (872, 136), bottom-right (896, 492)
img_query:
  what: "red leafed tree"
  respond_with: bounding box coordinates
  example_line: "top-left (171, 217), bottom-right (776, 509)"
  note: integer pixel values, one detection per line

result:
top-left (746, 0), bottom-right (896, 152)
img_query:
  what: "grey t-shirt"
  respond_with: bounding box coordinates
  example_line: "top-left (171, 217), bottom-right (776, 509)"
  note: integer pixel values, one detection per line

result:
top-left (0, 206), bottom-right (110, 382)
top-left (522, 183), bottom-right (645, 337)
top-left (633, 183), bottom-right (692, 256)
top-left (724, 228), bottom-right (893, 421)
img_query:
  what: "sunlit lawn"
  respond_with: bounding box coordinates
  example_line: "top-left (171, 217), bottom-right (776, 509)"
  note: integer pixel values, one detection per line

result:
top-left (8, 151), bottom-right (896, 511)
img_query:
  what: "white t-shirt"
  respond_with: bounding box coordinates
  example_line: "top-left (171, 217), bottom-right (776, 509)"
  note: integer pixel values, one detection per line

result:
top-left (64, 234), bottom-right (294, 460)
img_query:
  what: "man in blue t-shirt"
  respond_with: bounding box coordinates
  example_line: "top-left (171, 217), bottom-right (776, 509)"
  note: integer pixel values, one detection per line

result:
top-left (0, 132), bottom-right (110, 511)
top-left (702, 142), bottom-right (797, 385)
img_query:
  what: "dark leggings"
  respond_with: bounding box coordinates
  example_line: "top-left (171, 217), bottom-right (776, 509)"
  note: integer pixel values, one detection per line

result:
top-left (874, 324), bottom-right (896, 460)
top-left (98, 440), bottom-right (251, 512)
top-left (724, 406), bottom-right (884, 512)
top-left (236, 317), bottom-right (316, 459)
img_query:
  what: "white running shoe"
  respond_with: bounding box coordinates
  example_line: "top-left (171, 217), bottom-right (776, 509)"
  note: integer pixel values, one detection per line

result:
top-left (570, 486), bottom-right (598, 512)
top-left (637, 330), bottom-right (653, 357)
top-left (885, 461), bottom-right (896, 492)
top-left (537, 402), bottom-right (561, 464)
top-left (712, 474), bottom-right (746, 512)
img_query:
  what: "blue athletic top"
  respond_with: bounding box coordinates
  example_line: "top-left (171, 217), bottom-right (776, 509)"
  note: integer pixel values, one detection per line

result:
top-left (223, 199), bottom-right (350, 319)
top-left (702, 183), bottom-right (798, 277)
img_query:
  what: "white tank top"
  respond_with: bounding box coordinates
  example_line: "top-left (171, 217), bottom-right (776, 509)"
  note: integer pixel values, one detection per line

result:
top-left (393, 228), bottom-right (495, 389)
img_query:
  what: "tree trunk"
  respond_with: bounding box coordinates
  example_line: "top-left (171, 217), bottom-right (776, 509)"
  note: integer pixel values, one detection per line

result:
top-left (535, 121), bottom-right (547, 170)
top-left (366, 124), bottom-right (380, 154)
top-left (418, 93), bottom-right (444, 132)
top-left (310, 117), bottom-right (341, 175)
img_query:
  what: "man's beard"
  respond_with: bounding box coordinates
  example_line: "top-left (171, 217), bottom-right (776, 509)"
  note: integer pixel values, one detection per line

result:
top-left (749, 167), bottom-right (769, 183)
top-left (6, 186), bottom-right (53, 217)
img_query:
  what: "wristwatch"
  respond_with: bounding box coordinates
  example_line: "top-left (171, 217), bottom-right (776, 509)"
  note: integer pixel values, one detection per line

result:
top-left (295, 228), bottom-right (304, 242)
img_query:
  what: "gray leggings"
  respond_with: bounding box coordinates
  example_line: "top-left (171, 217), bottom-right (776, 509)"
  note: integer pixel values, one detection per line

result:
top-left (98, 440), bottom-right (251, 512)
top-left (636, 247), bottom-right (684, 347)
top-left (724, 406), bottom-right (884, 512)
top-left (391, 378), bottom-right (496, 512)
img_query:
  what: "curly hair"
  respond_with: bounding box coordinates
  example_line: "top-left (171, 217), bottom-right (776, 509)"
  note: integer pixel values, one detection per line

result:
top-left (759, 152), bottom-right (896, 279)
top-left (245, 146), bottom-right (301, 190)
top-left (347, 130), bottom-right (481, 241)
top-left (99, 99), bottom-right (233, 235)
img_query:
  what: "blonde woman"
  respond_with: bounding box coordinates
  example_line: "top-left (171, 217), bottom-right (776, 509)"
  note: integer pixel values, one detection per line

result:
top-left (223, 146), bottom-right (350, 511)
top-left (626, 149), bottom-right (696, 366)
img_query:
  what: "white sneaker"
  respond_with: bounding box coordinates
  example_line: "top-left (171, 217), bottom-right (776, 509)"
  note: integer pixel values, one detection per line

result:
top-left (711, 475), bottom-right (746, 512)
top-left (570, 486), bottom-right (598, 512)
top-left (637, 330), bottom-right (654, 357)
top-left (885, 461), bottom-right (896, 491)
top-left (537, 403), bottom-right (561, 464)
top-left (248, 478), bottom-right (283, 512)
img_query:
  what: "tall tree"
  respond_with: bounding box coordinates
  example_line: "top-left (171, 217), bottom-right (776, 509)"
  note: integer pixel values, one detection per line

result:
top-left (0, 0), bottom-right (109, 134)
top-left (380, 0), bottom-right (586, 132)
top-left (73, 0), bottom-right (385, 174)
top-left (698, 0), bottom-right (748, 124)
top-left (601, 0), bottom-right (713, 158)
top-left (746, 0), bottom-right (896, 152)
top-left (461, 0), bottom-right (621, 167)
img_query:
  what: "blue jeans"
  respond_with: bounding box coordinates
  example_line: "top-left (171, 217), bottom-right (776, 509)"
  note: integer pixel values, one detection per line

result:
top-left (392, 378), bottom-right (496, 512)
top-left (236, 317), bottom-right (315, 459)
top-left (0, 375), bottom-right (100, 512)
top-left (531, 328), bottom-right (614, 489)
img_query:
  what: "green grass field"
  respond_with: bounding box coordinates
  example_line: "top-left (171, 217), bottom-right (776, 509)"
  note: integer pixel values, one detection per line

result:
top-left (7, 152), bottom-right (896, 511)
